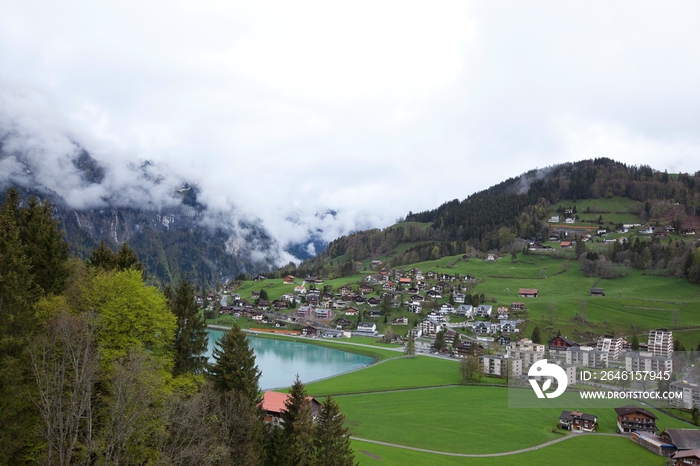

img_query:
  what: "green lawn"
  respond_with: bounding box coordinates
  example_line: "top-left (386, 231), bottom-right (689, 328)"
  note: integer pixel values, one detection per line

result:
top-left (305, 356), bottom-right (474, 396)
top-left (352, 435), bottom-right (665, 466)
top-left (338, 386), bottom-right (690, 455)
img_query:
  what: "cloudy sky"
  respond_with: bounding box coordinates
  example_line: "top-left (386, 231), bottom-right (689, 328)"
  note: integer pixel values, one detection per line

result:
top-left (1, 1), bottom-right (700, 259)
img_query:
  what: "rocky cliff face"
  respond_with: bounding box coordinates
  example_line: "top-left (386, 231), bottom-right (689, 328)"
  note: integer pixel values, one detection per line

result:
top-left (1, 142), bottom-right (280, 286)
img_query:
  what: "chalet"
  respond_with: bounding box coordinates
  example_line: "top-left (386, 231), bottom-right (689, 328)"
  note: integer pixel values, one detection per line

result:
top-left (455, 341), bottom-right (484, 357)
top-left (474, 305), bottom-right (493, 318)
top-left (357, 322), bottom-right (377, 333)
top-left (565, 218), bottom-right (575, 224)
top-left (427, 290), bottom-right (442, 299)
top-left (296, 306), bottom-right (314, 318)
top-left (283, 275), bottom-right (295, 284)
top-left (398, 277), bottom-right (412, 286)
top-left (382, 281), bottom-right (396, 291)
top-left (511, 302), bottom-right (525, 311)
top-left (548, 335), bottom-right (579, 354)
top-left (444, 330), bottom-right (459, 345)
top-left (368, 310), bottom-right (382, 319)
top-left (518, 288), bottom-right (539, 298)
top-left (590, 287), bottom-right (605, 297)
top-left (280, 293), bottom-right (295, 302)
top-left (370, 260), bottom-right (382, 269)
top-left (549, 234), bottom-right (560, 241)
top-left (453, 292), bottom-right (466, 304)
top-left (344, 307), bottom-right (358, 316)
top-left (558, 411), bottom-right (598, 432)
top-left (368, 297), bottom-right (381, 307)
top-left (486, 254), bottom-right (496, 261)
top-left (497, 335), bottom-right (511, 346)
top-left (497, 307), bottom-right (509, 319)
top-left (416, 280), bottom-right (427, 290)
top-left (254, 274), bottom-right (267, 281)
top-left (314, 308), bottom-right (332, 320)
top-left (549, 216), bottom-right (560, 223)
top-left (249, 311), bottom-right (264, 321)
top-left (261, 391), bottom-right (321, 425)
top-left (407, 286), bottom-right (420, 294)
top-left (499, 321), bottom-right (518, 334)
top-left (359, 284), bottom-right (373, 294)
top-left (560, 241), bottom-right (572, 248)
top-left (255, 299), bottom-right (269, 310)
top-left (410, 294), bottom-right (425, 303)
top-left (391, 316), bottom-right (409, 325)
top-left (671, 450), bottom-right (700, 464)
top-left (473, 321), bottom-right (492, 335)
top-left (439, 303), bottom-right (455, 314)
top-left (321, 292), bottom-right (333, 301)
top-left (338, 285), bottom-right (353, 296)
top-left (363, 276), bottom-right (378, 285)
top-left (302, 325), bottom-right (319, 337)
top-left (456, 304), bottom-right (473, 317)
top-left (426, 271), bottom-right (438, 279)
top-left (334, 318), bottom-right (352, 329)
top-left (440, 274), bottom-right (456, 282)
top-left (272, 300), bottom-right (288, 310)
top-left (614, 405), bottom-right (658, 433)
top-left (407, 303), bottom-right (422, 313)
top-left (354, 296), bottom-right (367, 304)
top-left (307, 296), bottom-right (319, 306)
top-left (683, 228), bottom-right (697, 235)
top-left (250, 291), bottom-right (260, 299)
top-left (294, 285), bottom-right (306, 295)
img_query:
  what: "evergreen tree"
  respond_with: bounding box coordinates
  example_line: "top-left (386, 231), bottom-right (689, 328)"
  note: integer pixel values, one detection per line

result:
top-left (19, 196), bottom-right (70, 295)
top-left (531, 326), bottom-right (542, 344)
top-left (209, 323), bottom-right (261, 400)
top-left (631, 333), bottom-right (639, 351)
top-left (87, 240), bottom-right (117, 271)
top-left (169, 277), bottom-right (209, 376)
top-left (115, 242), bottom-right (144, 273)
top-left (287, 402), bottom-right (317, 466)
top-left (259, 289), bottom-right (269, 301)
top-left (280, 375), bottom-right (308, 439)
top-left (434, 329), bottom-right (446, 351)
top-left (404, 335), bottom-right (416, 358)
top-left (314, 396), bottom-right (355, 466)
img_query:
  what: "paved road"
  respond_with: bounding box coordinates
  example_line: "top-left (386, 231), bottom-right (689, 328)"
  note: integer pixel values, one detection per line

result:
top-left (350, 432), bottom-right (625, 458)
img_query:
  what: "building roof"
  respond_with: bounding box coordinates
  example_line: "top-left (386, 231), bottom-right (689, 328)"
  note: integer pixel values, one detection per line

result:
top-left (664, 429), bottom-right (700, 450)
top-left (519, 288), bottom-right (538, 294)
top-left (673, 449), bottom-right (700, 460)
top-left (613, 404), bottom-right (658, 420)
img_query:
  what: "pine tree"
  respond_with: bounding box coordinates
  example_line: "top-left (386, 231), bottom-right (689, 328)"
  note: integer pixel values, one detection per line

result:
top-left (404, 335), bottom-right (416, 358)
top-left (434, 329), bottom-right (446, 351)
top-left (314, 396), bottom-right (355, 466)
top-left (531, 326), bottom-right (542, 344)
top-left (169, 277), bottom-right (209, 376)
top-left (87, 240), bottom-right (117, 271)
top-left (287, 402), bottom-right (317, 466)
top-left (115, 242), bottom-right (144, 273)
top-left (209, 323), bottom-right (261, 400)
top-left (280, 375), bottom-right (308, 439)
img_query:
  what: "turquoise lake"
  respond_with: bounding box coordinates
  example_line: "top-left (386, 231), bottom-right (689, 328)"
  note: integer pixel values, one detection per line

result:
top-left (206, 329), bottom-right (375, 390)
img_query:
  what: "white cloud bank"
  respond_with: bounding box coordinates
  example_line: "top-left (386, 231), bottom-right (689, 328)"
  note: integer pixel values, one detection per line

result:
top-left (1, 1), bottom-right (699, 261)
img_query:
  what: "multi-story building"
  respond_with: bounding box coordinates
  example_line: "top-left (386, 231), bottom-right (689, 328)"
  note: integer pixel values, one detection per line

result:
top-left (479, 355), bottom-right (522, 377)
top-left (648, 328), bottom-right (673, 358)
top-left (565, 346), bottom-right (609, 368)
top-left (596, 335), bottom-right (630, 360)
top-left (625, 351), bottom-right (672, 374)
top-left (507, 338), bottom-right (545, 368)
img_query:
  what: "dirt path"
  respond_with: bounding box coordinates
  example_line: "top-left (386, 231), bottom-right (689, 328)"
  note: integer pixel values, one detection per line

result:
top-left (350, 433), bottom-right (625, 458)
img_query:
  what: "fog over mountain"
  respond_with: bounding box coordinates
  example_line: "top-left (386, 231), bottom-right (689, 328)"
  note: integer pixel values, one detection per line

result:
top-left (0, 88), bottom-right (370, 268)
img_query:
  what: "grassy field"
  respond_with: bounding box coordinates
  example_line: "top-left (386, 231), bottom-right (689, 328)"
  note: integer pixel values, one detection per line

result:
top-left (551, 197), bottom-right (643, 225)
top-left (351, 435), bottom-right (665, 466)
top-left (337, 385), bottom-right (690, 455)
top-left (304, 355), bottom-right (475, 396)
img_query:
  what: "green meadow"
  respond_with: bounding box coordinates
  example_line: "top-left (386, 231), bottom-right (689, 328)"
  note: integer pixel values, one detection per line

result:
top-left (351, 435), bottom-right (665, 466)
top-left (336, 385), bottom-right (689, 455)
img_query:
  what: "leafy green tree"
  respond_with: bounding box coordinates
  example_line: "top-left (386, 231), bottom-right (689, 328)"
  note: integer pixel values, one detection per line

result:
top-left (168, 277), bottom-right (209, 376)
top-left (209, 322), bottom-right (261, 400)
top-left (314, 396), bottom-right (355, 466)
top-left (80, 269), bottom-right (176, 370)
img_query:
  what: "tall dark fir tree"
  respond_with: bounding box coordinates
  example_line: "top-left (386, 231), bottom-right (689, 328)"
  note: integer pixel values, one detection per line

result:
top-left (168, 277), bottom-right (208, 376)
top-left (209, 322), bottom-right (261, 400)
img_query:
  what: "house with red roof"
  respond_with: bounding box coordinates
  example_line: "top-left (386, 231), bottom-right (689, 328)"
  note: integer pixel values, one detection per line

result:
top-left (260, 391), bottom-right (322, 425)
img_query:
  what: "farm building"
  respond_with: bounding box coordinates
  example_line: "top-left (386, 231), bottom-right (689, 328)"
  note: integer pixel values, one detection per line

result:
top-left (518, 288), bottom-right (538, 298)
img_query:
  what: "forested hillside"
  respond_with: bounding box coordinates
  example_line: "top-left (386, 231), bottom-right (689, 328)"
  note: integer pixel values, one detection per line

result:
top-left (292, 158), bottom-right (700, 279)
